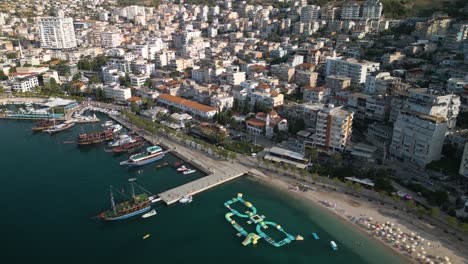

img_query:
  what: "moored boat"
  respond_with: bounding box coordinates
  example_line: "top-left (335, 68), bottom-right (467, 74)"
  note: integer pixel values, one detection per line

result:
top-left (330, 241), bottom-right (338, 251)
top-left (111, 124), bottom-right (123, 133)
top-left (183, 169), bottom-right (196, 175)
top-left (44, 121), bottom-right (75, 134)
top-left (177, 165), bottom-right (188, 172)
top-left (77, 129), bottom-right (115, 145)
top-left (32, 119), bottom-right (55, 131)
top-left (108, 134), bottom-right (136, 147)
top-left (111, 139), bottom-right (145, 153)
top-left (120, 145), bottom-right (166, 167)
top-left (179, 195), bottom-right (193, 204)
top-left (101, 121), bottom-right (114, 127)
top-left (142, 209), bottom-right (157, 218)
top-left (97, 184), bottom-right (152, 221)
top-left (312, 232), bottom-right (319, 240)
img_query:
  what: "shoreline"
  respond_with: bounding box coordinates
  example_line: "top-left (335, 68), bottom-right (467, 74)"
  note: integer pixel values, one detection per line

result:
top-left (250, 175), bottom-right (466, 264)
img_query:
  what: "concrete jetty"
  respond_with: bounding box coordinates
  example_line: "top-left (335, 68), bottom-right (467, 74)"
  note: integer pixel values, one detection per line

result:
top-left (159, 171), bottom-right (246, 204)
top-left (109, 114), bottom-right (250, 204)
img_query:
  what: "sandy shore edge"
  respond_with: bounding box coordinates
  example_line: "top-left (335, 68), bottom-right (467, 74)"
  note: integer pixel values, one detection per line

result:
top-left (250, 175), bottom-right (466, 264)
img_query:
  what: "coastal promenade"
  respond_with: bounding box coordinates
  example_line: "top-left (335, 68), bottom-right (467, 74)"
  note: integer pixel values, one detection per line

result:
top-left (109, 114), bottom-right (251, 204)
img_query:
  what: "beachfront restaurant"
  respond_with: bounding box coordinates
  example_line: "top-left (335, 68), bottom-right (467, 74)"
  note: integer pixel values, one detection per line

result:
top-left (264, 146), bottom-right (309, 169)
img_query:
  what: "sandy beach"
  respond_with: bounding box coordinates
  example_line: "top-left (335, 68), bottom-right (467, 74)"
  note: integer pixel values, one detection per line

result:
top-left (256, 176), bottom-right (467, 264)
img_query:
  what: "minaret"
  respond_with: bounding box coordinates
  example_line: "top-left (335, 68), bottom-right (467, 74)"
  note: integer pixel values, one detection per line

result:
top-left (18, 41), bottom-right (24, 59)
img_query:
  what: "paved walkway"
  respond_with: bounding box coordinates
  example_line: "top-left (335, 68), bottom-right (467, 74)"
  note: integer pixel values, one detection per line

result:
top-left (109, 114), bottom-right (250, 204)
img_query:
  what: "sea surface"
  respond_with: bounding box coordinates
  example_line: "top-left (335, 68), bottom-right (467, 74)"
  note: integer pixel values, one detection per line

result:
top-left (0, 117), bottom-right (406, 264)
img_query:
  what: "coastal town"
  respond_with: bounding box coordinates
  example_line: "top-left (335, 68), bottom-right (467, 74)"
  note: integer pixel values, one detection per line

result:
top-left (0, 0), bottom-right (467, 263)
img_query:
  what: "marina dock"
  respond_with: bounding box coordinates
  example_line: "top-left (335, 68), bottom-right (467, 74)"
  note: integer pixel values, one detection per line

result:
top-left (159, 171), bottom-right (246, 205)
top-left (108, 114), bottom-right (250, 205)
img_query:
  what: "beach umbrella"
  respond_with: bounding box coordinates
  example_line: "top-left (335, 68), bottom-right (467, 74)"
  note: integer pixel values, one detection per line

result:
top-left (411, 232), bottom-right (415, 236)
top-left (422, 251), bottom-right (426, 255)
top-left (421, 247), bottom-right (425, 251)
top-left (444, 256), bottom-right (450, 261)
top-left (416, 253), bottom-right (421, 258)
top-left (417, 235), bottom-right (421, 239)
top-left (421, 238), bottom-right (424, 242)
top-left (411, 248), bottom-right (416, 252)
top-left (368, 217), bottom-right (373, 221)
top-left (427, 242), bottom-right (431, 247)
top-left (405, 245), bottom-right (410, 249)
top-left (410, 237), bottom-right (414, 241)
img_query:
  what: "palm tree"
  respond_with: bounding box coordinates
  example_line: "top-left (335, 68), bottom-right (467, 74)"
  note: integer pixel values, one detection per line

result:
top-left (305, 146), bottom-right (318, 164)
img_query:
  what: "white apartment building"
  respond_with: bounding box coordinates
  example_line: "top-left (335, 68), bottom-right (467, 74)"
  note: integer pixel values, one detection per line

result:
top-left (364, 72), bottom-right (406, 95)
top-left (303, 86), bottom-right (329, 104)
top-left (403, 88), bottom-right (460, 129)
top-left (100, 31), bottom-right (122, 48)
top-left (11, 75), bottom-right (39, 92)
top-left (155, 50), bottom-right (176, 68)
top-left (39, 17), bottom-right (77, 49)
top-left (325, 57), bottom-right (380, 84)
top-left (300, 5), bottom-right (320, 23)
top-left (447, 78), bottom-right (468, 93)
top-left (390, 111), bottom-right (447, 166)
top-left (210, 94), bottom-right (234, 111)
top-left (225, 71), bottom-right (246, 86)
top-left (103, 83), bottom-right (132, 101)
top-left (459, 143), bottom-right (468, 178)
top-left (341, 2), bottom-right (361, 20)
top-left (250, 91), bottom-right (284, 109)
top-left (362, 0), bottom-right (383, 20)
top-left (311, 104), bottom-right (353, 152)
top-left (102, 67), bottom-right (125, 84)
top-left (129, 74), bottom-right (149, 87)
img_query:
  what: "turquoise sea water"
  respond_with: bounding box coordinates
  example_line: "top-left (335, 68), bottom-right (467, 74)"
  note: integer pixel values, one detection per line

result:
top-left (0, 118), bottom-right (406, 264)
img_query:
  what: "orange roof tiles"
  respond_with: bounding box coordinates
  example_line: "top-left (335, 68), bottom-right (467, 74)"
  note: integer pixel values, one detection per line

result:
top-left (158, 94), bottom-right (217, 113)
top-left (246, 118), bottom-right (266, 128)
top-left (127, 97), bottom-right (142, 102)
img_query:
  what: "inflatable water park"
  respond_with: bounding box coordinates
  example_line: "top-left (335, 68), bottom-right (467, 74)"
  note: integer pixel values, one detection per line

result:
top-left (224, 193), bottom-right (303, 247)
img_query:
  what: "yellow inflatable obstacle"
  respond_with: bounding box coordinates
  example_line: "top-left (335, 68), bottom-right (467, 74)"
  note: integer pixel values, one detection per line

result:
top-left (242, 233), bottom-right (261, 246)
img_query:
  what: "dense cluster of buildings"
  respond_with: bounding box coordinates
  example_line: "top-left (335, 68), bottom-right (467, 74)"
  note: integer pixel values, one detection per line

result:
top-left (0, 0), bottom-right (467, 179)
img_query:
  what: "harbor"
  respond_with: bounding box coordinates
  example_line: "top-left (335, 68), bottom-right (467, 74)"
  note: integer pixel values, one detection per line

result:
top-left (108, 114), bottom-right (251, 205)
top-left (0, 109), bottom-right (411, 264)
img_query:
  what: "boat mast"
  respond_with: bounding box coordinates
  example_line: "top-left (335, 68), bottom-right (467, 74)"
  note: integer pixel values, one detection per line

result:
top-left (110, 186), bottom-right (116, 214)
top-left (131, 182), bottom-right (135, 200)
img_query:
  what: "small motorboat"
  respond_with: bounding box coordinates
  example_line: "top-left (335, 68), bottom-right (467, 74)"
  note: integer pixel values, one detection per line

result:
top-left (142, 209), bottom-right (157, 218)
top-left (312, 232), bottom-right (319, 240)
top-left (111, 124), bottom-right (123, 133)
top-left (179, 195), bottom-right (192, 204)
top-left (142, 234), bottom-right (150, 239)
top-left (177, 165), bottom-right (188, 172)
top-left (330, 241), bottom-right (338, 251)
top-left (128, 178), bottom-right (137, 182)
top-left (108, 134), bottom-right (135, 147)
top-left (183, 169), bottom-right (196, 175)
top-left (102, 121), bottom-right (114, 127)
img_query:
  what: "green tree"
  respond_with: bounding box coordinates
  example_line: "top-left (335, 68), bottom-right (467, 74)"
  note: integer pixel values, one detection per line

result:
top-left (406, 200), bottom-right (416, 211)
top-left (9, 67), bottom-right (16, 73)
top-left (144, 78), bottom-right (152, 88)
top-left (447, 216), bottom-right (457, 227)
top-left (429, 207), bottom-right (439, 217)
top-left (352, 183), bottom-right (362, 191)
top-left (88, 75), bottom-right (101, 84)
top-left (119, 74), bottom-right (131, 87)
top-left (0, 70), bottom-right (8, 80)
top-left (391, 193), bottom-right (400, 202)
top-left (130, 102), bottom-right (140, 113)
top-left (459, 222), bottom-right (468, 232)
top-left (416, 206), bottom-right (427, 217)
top-left (72, 73), bottom-right (81, 81)
top-left (305, 146), bottom-right (318, 163)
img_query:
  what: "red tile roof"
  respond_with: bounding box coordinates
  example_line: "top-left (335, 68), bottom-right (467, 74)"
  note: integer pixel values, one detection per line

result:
top-left (246, 118), bottom-right (266, 128)
top-left (158, 94), bottom-right (217, 113)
